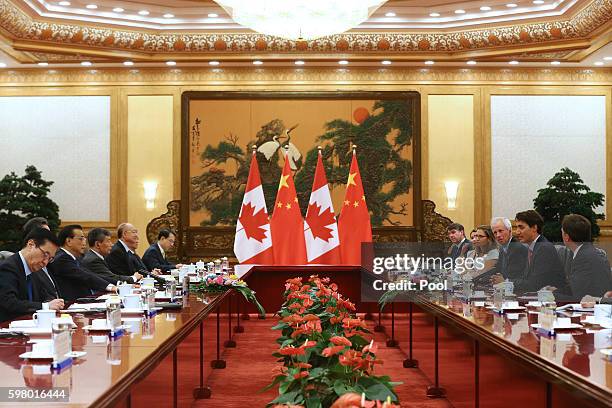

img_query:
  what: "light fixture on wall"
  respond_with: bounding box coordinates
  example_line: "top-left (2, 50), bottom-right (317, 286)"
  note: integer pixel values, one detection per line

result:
top-left (444, 181), bottom-right (459, 210)
top-left (143, 181), bottom-right (158, 210)
top-left (213, 0), bottom-right (386, 40)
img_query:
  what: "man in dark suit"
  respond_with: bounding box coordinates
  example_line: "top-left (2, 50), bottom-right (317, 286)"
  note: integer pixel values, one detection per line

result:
top-left (82, 228), bottom-right (143, 284)
top-left (496, 210), bottom-right (565, 294)
top-left (106, 223), bottom-right (161, 277)
top-left (21, 217), bottom-right (60, 299)
top-left (489, 217), bottom-right (528, 282)
top-left (0, 228), bottom-right (64, 322)
top-left (142, 229), bottom-right (184, 273)
top-left (446, 223), bottom-right (473, 265)
top-left (554, 214), bottom-right (612, 301)
top-left (48, 225), bottom-right (116, 302)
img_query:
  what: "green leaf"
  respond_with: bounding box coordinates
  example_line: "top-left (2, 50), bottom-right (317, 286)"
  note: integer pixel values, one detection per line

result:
top-left (365, 383), bottom-right (396, 402)
top-left (305, 396), bottom-right (322, 408)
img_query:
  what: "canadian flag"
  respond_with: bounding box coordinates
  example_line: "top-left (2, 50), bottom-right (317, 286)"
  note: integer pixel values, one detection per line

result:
top-left (338, 150), bottom-right (372, 265)
top-left (304, 151), bottom-right (341, 264)
top-left (233, 151), bottom-right (274, 264)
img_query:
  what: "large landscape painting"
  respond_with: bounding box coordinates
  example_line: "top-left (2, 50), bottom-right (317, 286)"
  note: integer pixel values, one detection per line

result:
top-left (184, 92), bottom-right (420, 235)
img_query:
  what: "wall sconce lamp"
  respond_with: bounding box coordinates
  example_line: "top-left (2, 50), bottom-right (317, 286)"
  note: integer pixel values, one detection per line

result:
top-left (444, 181), bottom-right (459, 210)
top-left (143, 181), bottom-right (158, 210)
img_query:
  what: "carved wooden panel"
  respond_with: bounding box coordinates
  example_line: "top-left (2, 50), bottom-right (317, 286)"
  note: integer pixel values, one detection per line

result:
top-left (421, 199), bottom-right (453, 243)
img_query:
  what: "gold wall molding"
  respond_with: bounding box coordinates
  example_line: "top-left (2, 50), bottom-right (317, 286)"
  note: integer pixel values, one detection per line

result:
top-left (1, 0), bottom-right (611, 57)
top-left (0, 67), bottom-right (610, 87)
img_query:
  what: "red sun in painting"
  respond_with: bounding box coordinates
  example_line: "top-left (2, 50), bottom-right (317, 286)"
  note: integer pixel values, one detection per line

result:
top-left (353, 107), bottom-right (369, 124)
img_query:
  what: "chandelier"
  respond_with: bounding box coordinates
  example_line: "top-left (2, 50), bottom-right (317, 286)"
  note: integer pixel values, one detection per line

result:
top-left (214, 0), bottom-right (387, 41)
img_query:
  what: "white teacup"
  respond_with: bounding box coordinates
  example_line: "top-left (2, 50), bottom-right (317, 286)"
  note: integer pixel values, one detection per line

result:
top-left (122, 294), bottom-right (142, 309)
top-left (91, 318), bottom-right (108, 330)
top-left (31, 340), bottom-right (53, 357)
top-left (32, 310), bottom-right (56, 329)
top-left (118, 284), bottom-right (133, 296)
top-left (140, 277), bottom-right (155, 288)
top-left (594, 304), bottom-right (612, 319)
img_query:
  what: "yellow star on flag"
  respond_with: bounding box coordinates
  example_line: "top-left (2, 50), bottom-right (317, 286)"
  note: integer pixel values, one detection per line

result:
top-left (361, 195), bottom-right (366, 201)
top-left (285, 203), bottom-right (292, 209)
top-left (278, 174), bottom-right (290, 190)
top-left (277, 202), bottom-right (283, 208)
top-left (346, 172), bottom-right (357, 187)
top-left (293, 197), bottom-right (298, 203)
top-left (344, 200), bottom-right (350, 206)
top-left (353, 201), bottom-right (359, 207)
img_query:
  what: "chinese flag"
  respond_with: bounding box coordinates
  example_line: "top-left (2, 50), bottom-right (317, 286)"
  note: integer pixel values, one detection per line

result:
top-left (304, 151), bottom-right (341, 264)
top-left (270, 154), bottom-right (307, 264)
top-left (338, 152), bottom-right (372, 265)
top-left (233, 151), bottom-right (274, 264)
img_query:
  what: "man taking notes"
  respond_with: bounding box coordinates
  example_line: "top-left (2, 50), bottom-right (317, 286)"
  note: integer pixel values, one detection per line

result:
top-left (143, 228), bottom-right (183, 273)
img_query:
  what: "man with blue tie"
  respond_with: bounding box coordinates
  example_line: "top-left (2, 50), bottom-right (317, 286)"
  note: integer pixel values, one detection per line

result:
top-left (0, 228), bottom-right (64, 322)
top-left (48, 225), bottom-right (116, 302)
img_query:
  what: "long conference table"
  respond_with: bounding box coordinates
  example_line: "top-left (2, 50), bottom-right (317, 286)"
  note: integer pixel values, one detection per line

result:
top-left (0, 287), bottom-right (242, 407)
top-left (0, 266), bottom-right (610, 408)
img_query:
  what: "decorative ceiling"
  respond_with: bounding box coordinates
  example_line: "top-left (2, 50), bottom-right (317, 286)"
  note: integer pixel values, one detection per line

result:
top-left (0, 0), bottom-right (610, 67)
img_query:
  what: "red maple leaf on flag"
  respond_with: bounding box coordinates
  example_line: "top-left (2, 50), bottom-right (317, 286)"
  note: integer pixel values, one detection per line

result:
top-left (239, 202), bottom-right (269, 242)
top-left (305, 203), bottom-right (336, 242)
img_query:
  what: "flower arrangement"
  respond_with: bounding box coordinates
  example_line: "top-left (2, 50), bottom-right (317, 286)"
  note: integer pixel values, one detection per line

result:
top-left (266, 276), bottom-right (400, 408)
top-left (194, 273), bottom-right (265, 317)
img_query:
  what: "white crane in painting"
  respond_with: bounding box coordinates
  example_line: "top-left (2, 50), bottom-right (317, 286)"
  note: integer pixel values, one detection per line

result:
top-left (257, 124), bottom-right (302, 170)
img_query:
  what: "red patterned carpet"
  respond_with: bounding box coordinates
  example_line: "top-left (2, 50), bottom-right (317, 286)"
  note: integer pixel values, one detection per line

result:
top-left (194, 316), bottom-right (452, 408)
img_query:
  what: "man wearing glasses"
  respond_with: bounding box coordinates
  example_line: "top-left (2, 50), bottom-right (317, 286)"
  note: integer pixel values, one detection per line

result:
top-left (0, 228), bottom-right (65, 322)
top-left (48, 225), bottom-right (116, 301)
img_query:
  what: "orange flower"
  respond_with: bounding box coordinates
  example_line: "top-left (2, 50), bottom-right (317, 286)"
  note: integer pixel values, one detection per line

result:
top-left (282, 314), bottom-right (304, 325)
top-left (330, 336), bottom-right (352, 347)
top-left (292, 362), bottom-right (312, 369)
top-left (322, 345), bottom-right (346, 357)
top-left (363, 340), bottom-right (378, 354)
top-left (279, 346), bottom-right (305, 356)
top-left (293, 371), bottom-right (309, 379)
top-left (303, 314), bottom-right (320, 322)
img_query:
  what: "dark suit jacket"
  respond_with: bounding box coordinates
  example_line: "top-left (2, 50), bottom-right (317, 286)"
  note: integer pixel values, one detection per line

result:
top-left (0, 253), bottom-right (54, 322)
top-left (82, 250), bottom-right (136, 285)
top-left (106, 241), bottom-right (148, 276)
top-left (48, 249), bottom-right (110, 302)
top-left (142, 243), bottom-right (176, 272)
top-left (448, 239), bottom-right (473, 262)
top-left (513, 236), bottom-right (566, 294)
top-left (36, 267), bottom-right (60, 299)
top-left (554, 243), bottom-right (612, 302)
top-left (497, 237), bottom-right (529, 280)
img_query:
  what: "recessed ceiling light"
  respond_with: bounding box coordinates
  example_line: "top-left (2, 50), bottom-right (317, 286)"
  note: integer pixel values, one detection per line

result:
top-left (208, 13), bottom-right (218, 18)
top-left (506, 3), bottom-right (518, 7)
top-left (455, 9), bottom-right (466, 14)
top-left (338, 60), bottom-right (349, 65)
top-left (294, 60), bottom-right (305, 65)
top-left (58, 1), bottom-right (71, 6)
top-left (533, 0), bottom-right (545, 3)
top-left (138, 10), bottom-right (150, 16)
top-left (0, 62), bottom-right (6, 68)
top-left (509, 60), bottom-right (519, 65)
top-left (37, 62), bottom-right (49, 66)
top-left (381, 60), bottom-right (392, 65)
top-left (425, 60), bottom-right (435, 65)
top-left (603, 56), bottom-right (612, 61)
top-left (166, 61), bottom-right (176, 66)
top-left (480, 6), bottom-right (492, 11)
top-left (112, 7), bottom-right (124, 12)
top-left (594, 61), bottom-right (604, 66)
top-left (429, 12), bottom-right (440, 17)
top-left (550, 61), bottom-right (560, 65)
top-left (467, 60), bottom-right (477, 65)
top-left (123, 61), bottom-right (134, 66)
top-left (85, 4), bottom-right (97, 9)
top-left (385, 12), bottom-right (396, 17)
top-left (81, 61), bottom-right (92, 66)
top-left (253, 60), bottom-right (263, 65)
top-left (163, 13), bottom-right (174, 18)
top-left (209, 61), bottom-right (220, 66)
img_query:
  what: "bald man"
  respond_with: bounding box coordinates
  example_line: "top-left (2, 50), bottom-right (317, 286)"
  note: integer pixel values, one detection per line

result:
top-left (106, 223), bottom-right (161, 277)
